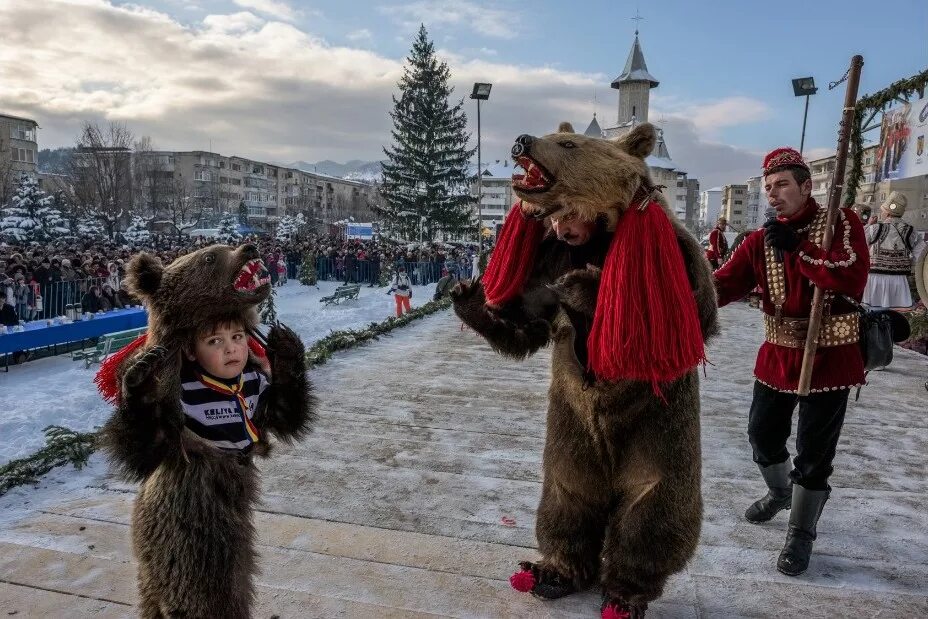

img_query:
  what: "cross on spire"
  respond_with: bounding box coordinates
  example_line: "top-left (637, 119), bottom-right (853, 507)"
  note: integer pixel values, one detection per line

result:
top-left (631, 9), bottom-right (644, 35)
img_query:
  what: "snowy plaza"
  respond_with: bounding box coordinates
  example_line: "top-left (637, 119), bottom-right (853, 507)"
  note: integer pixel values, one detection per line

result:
top-left (1, 296), bottom-right (926, 618)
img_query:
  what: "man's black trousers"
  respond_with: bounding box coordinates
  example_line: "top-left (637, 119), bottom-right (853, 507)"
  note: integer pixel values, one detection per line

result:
top-left (747, 380), bottom-right (850, 490)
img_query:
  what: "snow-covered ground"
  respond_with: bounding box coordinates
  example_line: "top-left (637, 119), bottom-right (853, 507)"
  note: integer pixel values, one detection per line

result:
top-left (0, 279), bottom-right (434, 464)
top-left (0, 303), bottom-right (925, 616)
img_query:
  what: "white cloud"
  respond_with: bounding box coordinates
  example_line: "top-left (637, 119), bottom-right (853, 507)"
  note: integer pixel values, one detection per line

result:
top-left (346, 28), bottom-right (373, 42)
top-left (232, 0), bottom-right (299, 22)
top-left (380, 0), bottom-right (516, 39)
top-left (0, 0), bottom-right (767, 188)
top-left (652, 95), bottom-right (773, 135)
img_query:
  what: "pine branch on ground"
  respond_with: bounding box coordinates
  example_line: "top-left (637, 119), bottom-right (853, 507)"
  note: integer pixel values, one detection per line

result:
top-left (0, 426), bottom-right (96, 496)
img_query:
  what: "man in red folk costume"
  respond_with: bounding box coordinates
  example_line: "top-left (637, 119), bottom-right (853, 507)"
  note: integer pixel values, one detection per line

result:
top-left (714, 147), bottom-right (869, 576)
top-left (706, 216), bottom-right (729, 270)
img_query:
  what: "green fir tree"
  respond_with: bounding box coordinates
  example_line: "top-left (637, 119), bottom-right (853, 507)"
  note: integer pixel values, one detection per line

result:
top-left (299, 251), bottom-right (318, 286)
top-left (259, 285), bottom-right (278, 324)
top-left (378, 25), bottom-right (476, 241)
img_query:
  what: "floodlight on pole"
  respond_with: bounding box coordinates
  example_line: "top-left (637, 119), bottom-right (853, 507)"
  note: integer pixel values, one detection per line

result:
top-left (470, 82), bottom-right (492, 264)
top-left (791, 76), bottom-right (818, 156)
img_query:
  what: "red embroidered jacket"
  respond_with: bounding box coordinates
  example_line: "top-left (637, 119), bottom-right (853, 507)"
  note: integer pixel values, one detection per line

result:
top-left (706, 227), bottom-right (727, 262)
top-left (713, 199), bottom-right (870, 393)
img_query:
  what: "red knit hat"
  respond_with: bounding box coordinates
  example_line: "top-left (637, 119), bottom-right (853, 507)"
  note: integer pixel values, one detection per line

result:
top-left (763, 147), bottom-right (809, 176)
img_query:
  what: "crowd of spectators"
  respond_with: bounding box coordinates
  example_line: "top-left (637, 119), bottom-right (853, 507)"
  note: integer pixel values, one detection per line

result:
top-left (1, 232), bottom-right (481, 327)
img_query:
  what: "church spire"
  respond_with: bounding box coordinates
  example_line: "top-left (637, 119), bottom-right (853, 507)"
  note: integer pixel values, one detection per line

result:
top-left (611, 33), bottom-right (659, 89)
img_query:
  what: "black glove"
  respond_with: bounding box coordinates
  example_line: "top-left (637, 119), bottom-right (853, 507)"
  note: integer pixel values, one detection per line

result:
top-left (763, 220), bottom-right (800, 253)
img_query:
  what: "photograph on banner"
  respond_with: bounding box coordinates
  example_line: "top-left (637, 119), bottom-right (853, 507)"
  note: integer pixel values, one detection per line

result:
top-left (875, 96), bottom-right (928, 182)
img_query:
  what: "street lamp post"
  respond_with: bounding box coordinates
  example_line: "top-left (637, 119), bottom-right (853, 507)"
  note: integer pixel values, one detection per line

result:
top-left (471, 82), bottom-right (492, 264)
top-left (791, 77), bottom-right (818, 156)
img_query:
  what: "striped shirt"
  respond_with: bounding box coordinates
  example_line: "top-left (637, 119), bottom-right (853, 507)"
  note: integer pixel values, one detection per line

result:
top-left (180, 361), bottom-right (269, 451)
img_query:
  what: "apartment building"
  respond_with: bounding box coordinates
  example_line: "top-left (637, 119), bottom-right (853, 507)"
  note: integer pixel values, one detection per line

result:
top-left (0, 113), bottom-right (39, 203)
top-left (720, 184), bottom-right (748, 231)
top-left (474, 161), bottom-right (516, 234)
top-left (132, 149), bottom-right (382, 232)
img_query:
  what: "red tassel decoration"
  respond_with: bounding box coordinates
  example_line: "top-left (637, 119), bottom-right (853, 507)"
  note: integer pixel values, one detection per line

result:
top-left (95, 333), bottom-right (268, 404)
top-left (587, 201), bottom-right (705, 393)
top-left (509, 568), bottom-right (536, 593)
top-left (482, 201), bottom-right (545, 306)
top-left (601, 602), bottom-right (632, 619)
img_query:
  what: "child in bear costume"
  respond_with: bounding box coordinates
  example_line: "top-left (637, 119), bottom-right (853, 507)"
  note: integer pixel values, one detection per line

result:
top-left (97, 243), bottom-right (316, 619)
top-left (453, 123), bottom-right (718, 618)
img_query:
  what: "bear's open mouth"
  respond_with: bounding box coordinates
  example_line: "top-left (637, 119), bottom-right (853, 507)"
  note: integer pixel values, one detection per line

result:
top-left (512, 155), bottom-right (554, 193)
top-left (233, 259), bottom-right (270, 293)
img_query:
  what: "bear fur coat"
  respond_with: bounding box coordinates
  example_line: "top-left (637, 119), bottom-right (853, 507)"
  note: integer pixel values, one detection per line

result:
top-left (99, 243), bottom-right (316, 619)
top-left (453, 123), bottom-right (718, 615)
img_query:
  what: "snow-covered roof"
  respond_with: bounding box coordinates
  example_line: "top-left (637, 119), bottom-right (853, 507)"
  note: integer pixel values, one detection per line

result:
top-left (611, 35), bottom-right (659, 88)
top-left (584, 115), bottom-right (603, 138)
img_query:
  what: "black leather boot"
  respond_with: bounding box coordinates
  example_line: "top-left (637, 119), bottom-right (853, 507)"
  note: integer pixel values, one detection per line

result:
top-left (744, 460), bottom-right (793, 523)
top-left (777, 485), bottom-right (829, 576)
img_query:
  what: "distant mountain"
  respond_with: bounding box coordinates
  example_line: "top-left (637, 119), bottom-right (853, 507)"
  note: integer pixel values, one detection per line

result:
top-left (287, 159), bottom-right (384, 182)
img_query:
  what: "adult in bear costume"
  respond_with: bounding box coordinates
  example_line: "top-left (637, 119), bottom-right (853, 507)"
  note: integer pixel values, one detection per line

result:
top-left (453, 123), bottom-right (717, 618)
top-left (97, 243), bottom-right (316, 619)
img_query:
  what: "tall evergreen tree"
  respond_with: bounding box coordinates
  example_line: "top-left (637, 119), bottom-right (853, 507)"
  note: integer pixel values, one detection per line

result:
top-left (217, 212), bottom-right (241, 244)
top-left (0, 173), bottom-right (68, 243)
top-left (378, 25), bottom-right (476, 241)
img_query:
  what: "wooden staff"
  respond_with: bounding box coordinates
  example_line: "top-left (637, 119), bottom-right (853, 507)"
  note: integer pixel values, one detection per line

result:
top-left (797, 55), bottom-right (864, 396)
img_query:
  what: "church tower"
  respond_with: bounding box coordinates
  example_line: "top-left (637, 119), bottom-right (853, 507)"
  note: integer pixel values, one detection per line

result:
top-left (611, 31), bottom-right (659, 126)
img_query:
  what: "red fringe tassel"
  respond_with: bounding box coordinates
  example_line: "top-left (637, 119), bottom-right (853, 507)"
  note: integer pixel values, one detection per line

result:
top-left (481, 202), bottom-right (545, 306)
top-left (587, 201), bottom-right (705, 393)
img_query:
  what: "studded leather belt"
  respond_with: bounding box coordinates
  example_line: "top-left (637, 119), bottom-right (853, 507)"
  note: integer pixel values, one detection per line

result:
top-left (763, 312), bottom-right (859, 348)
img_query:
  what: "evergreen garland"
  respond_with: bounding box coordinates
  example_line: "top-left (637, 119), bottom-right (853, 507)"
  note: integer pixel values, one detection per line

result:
top-left (0, 298), bottom-right (452, 496)
top-left (0, 426), bottom-right (96, 496)
top-left (846, 69), bottom-right (928, 206)
top-left (378, 25), bottom-right (476, 241)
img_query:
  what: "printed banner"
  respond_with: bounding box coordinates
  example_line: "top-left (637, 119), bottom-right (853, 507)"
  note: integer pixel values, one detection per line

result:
top-left (875, 96), bottom-right (928, 182)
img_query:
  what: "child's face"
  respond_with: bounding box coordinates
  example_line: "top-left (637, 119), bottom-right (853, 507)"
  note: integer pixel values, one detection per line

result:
top-left (190, 324), bottom-right (249, 379)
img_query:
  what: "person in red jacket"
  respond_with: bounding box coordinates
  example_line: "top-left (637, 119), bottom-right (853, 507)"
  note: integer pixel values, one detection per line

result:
top-left (706, 217), bottom-right (729, 270)
top-left (713, 147), bottom-right (869, 577)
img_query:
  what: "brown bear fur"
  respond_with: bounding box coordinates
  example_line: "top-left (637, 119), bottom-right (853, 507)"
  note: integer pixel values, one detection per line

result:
top-left (99, 244), bottom-right (316, 619)
top-left (453, 123), bottom-right (717, 608)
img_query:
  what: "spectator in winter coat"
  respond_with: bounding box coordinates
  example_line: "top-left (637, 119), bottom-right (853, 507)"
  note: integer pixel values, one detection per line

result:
top-left (389, 266), bottom-right (413, 317)
top-left (100, 284), bottom-right (124, 311)
top-left (81, 284), bottom-right (104, 314)
top-left (13, 274), bottom-right (30, 321)
top-left (1, 277), bottom-right (19, 327)
top-left (433, 268), bottom-right (456, 301)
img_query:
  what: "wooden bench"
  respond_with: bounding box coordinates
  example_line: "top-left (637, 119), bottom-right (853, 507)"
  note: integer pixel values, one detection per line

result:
top-left (72, 327), bottom-right (147, 368)
top-left (320, 284), bottom-right (361, 306)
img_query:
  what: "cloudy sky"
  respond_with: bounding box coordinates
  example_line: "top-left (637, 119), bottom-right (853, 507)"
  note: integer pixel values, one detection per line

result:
top-left (1, 0), bottom-right (925, 188)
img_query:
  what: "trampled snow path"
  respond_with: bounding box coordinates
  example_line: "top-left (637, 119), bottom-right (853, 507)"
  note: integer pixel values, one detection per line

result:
top-left (0, 279), bottom-right (434, 464)
top-left (1, 302), bottom-right (927, 617)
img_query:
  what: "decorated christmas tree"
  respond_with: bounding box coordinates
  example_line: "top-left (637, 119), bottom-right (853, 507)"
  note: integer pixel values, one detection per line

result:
top-left (217, 212), bottom-right (242, 244)
top-left (299, 251), bottom-right (318, 286)
top-left (0, 174), bottom-right (69, 243)
top-left (123, 214), bottom-right (151, 247)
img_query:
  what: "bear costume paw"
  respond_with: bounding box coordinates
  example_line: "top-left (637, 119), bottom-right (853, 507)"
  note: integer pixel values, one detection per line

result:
top-left (510, 561), bottom-right (577, 600)
top-left (123, 345), bottom-right (171, 390)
